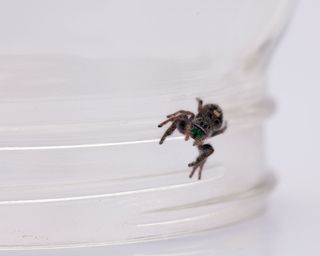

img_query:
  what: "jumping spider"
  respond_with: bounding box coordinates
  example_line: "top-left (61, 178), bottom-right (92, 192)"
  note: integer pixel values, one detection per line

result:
top-left (158, 98), bottom-right (227, 180)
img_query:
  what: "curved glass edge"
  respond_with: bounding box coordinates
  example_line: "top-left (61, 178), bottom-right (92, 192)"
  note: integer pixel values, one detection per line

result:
top-left (0, 173), bottom-right (275, 251)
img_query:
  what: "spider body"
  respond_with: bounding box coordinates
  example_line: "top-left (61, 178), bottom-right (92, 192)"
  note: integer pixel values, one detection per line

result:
top-left (158, 98), bottom-right (227, 180)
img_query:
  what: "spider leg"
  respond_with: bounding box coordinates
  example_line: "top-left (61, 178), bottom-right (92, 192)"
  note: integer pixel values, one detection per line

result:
top-left (159, 121), bottom-right (177, 144)
top-left (184, 123), bottom-right (192, 141)
top-left (189, 159), bottom-right (207, 179)
top-left (158, 110), bottom-right (194, 128)
top-left (188, 144), bottom-right (214, 180)
top-left (189, 165), bottom-right (197, 179)
top-left (196, 97), bottom-right (203, 112)
top-left (198, 160), bottom-right (206, 180)
top-left (158, 116), bottom-right (178, 128)
top-left (166, 110), bottom-right (194, 119)
top-left (211, 121), bottom-right (228, 137)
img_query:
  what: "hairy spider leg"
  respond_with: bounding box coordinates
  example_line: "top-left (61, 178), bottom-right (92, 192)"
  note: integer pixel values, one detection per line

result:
top-left (189, 159), bottom-right (207, 179)
top-left (188, 144), bottom-right (214, 180)
top-left (159, 121), bottom-right (177, 144)
top-left (196, 97), bottom-right (203, 112)
top-left (210, 121), bottom-right (228, 137)
top-left (166, 110), bottom-right (195, 119)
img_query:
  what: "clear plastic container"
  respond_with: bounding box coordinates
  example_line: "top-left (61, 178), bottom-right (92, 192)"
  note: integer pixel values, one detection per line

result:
top-left (0, 0), bottom-right (295, 250)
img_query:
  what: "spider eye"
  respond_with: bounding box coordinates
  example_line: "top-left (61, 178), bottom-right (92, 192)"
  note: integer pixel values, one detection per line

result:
top-left (200, 121), bottom-right (204, 126)
top-left (213, 119), bottom-right (221, 126)
top-left (203, 124), bottom-right (208, 129)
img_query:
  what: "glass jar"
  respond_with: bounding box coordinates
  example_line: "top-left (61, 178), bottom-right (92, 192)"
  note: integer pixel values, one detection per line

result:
top-left (0, 0), bottom-right (295, 249)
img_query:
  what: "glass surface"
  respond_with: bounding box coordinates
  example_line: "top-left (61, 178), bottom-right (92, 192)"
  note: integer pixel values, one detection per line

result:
top-left (0, 0), bottom-right (295, 249)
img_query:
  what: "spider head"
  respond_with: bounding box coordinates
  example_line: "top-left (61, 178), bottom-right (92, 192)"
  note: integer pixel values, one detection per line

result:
top-left (203, 104), bottom-right (224, 131)
top-left (190, 104), bottom-right (224, 140)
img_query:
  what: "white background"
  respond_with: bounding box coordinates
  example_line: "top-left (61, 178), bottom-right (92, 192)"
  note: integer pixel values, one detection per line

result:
top-left (266, 0), bottom-right (320, 253)
top-left (3, 0), bottom-right (320, 255)
top-left (265, 0), bottom-right (320, 253)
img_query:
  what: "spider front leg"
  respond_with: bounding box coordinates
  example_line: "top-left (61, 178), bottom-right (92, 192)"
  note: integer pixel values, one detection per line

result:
top-left (166, 110), bottom-right (194, 119)
top-left (188, 144), bottom-right (214, 180)
top-left (159, 121), bottom-right (177, 144)
top-left (158, 116), bottom-right (178, 128)
top-left (189, 159), bottom-right (207, 180)
top-left (158, 111), bottom-right (194, 128)
top-left (158, 111), bottom-right (195, 143)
